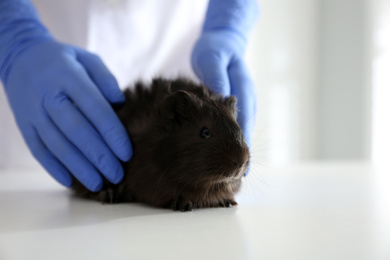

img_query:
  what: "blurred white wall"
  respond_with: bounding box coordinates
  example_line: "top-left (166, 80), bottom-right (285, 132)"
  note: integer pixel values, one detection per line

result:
top-left (247, 0), bottom-right (320, 165)
top-left (318, 0), bottom-right (372, 160)
top-left (247, 0), bottom-right (374, 165)
top-left (372, 0), bottom-right (390, 165)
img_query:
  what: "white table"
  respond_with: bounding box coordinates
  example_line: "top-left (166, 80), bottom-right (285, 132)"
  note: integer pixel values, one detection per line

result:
top-left (0, 162), bottom-right (389, 260)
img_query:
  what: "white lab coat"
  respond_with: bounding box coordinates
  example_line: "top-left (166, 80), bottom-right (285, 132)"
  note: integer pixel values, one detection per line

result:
top-left (0, 0), bottom-right (208, 168)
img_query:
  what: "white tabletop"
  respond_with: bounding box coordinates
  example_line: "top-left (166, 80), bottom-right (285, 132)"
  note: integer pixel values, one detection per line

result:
top-left (0, 162), bottom-right (389, 260)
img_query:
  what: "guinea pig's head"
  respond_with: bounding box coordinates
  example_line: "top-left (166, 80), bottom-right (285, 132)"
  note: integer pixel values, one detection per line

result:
top-left (157, 90), bottom-right (250, 186)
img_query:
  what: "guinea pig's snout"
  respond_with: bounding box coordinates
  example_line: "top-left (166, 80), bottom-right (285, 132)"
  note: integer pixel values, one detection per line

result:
top-left (231, 159), bottom-right (250, 173)
top-left (225, 145), bottom-right (250, 177)
top-left (231, 160), bottom-right (245, 168)
top-left (226, 160), bottom-right (248, 179)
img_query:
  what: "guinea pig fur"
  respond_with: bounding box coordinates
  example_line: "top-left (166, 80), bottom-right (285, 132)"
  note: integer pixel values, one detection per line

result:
top-left (72, 78), bottom-right (250, 212)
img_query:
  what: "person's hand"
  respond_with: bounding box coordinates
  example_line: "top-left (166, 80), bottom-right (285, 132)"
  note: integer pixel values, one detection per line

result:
top-left (0, 0), bottom-right (133, 191)
top-left (3, 39), bottom-right (133, 191)
top-left (191, 0), bottom-right (259, 146)
top-left (192, 31), bottom-right (256, 145)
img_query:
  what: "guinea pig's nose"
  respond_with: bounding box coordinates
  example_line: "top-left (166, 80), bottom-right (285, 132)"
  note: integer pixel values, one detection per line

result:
top-left (232, 161), bottom-right (243, 168)
top-left (232, 159), bottom-right (250, 168)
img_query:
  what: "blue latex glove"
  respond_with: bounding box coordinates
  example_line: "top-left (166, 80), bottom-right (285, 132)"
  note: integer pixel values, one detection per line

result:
top-left (192, 0), bottom-right (260, 146)
top-left (0, 0), bottom-right (133, 191)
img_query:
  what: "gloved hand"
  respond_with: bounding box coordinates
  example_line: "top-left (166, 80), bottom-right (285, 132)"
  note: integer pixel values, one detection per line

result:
top-left (0, 0), bottom-right (132, 191)
top-left (191, 0), bottom-right (260, 146)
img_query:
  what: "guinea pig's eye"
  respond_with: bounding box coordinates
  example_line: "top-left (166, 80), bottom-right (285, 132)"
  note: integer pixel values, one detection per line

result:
top-left (200, 127), bottom-right (210, 139)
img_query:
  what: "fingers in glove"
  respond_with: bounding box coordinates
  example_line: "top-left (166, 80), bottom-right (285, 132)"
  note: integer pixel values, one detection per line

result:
top-left (65, 71), bottom-right (133, 162)
top-left (228, 58), bottom-right (257, 146)
top-left (43, 92), bottom-right (125, 184)
top-left (35, 117), bottom-right (104, 192)
top-left (74, 48), bottom-right (125, 105)
top-left (22, 126), bottom-right (73, 187)
top-left (192, 49), bottom-right (231, 96)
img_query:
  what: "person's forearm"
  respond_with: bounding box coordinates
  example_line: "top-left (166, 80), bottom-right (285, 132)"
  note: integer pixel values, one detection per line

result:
top-left (203, 0), bottom-right (259, 36)
top-left (0, 0), bottom-right (51, 83)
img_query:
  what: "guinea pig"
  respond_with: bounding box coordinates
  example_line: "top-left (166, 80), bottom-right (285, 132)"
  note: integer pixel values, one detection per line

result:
top-left (72, 78), bottom-right (250, 211)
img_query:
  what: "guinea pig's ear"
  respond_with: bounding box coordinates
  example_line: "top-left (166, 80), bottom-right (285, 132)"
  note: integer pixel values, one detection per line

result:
top-left (159, 90), bottom-right (198, 124)
top-left (223, 96), bottom-right (238, 119)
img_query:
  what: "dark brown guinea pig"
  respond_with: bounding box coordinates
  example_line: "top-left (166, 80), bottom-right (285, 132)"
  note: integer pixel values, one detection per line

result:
top-left (72, 78), bottom-right (250, 211)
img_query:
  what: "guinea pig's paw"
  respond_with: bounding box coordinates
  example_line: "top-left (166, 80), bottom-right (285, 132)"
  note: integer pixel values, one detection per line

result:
top-left (99, 187), bottom-right (117, 205)
top-left (171, 196), bottom-right (193, 212)
top-left (219, 199), bottom-right (238, 208)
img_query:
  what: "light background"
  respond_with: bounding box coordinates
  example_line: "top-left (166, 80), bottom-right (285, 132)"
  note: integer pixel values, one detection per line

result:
top-left (247, 0), bottom-right (388, 166)
top-left (0, 0), bottom-right (388, 170)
